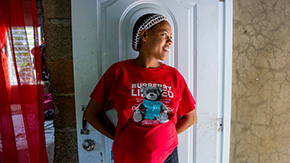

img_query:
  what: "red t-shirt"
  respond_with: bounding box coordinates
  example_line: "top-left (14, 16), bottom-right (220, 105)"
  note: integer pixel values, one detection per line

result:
top-left (90, 59), bottom-right (196, 163)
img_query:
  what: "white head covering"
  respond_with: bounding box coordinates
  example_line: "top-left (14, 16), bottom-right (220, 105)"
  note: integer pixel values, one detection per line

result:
top-left (132, 13), bottom-right (168, 51)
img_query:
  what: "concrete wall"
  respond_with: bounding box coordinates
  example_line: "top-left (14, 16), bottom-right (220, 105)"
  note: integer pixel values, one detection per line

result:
top-left (42, 0), bottom-right (79, 162)
top-left (230, 0), bottom-right (290, 162)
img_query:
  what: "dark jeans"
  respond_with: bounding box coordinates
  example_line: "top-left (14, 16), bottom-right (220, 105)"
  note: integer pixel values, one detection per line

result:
top-left (164, 147), bottom-right (179, 163)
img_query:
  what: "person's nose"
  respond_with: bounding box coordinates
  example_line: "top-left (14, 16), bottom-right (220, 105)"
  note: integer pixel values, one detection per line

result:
top-left (167, 37), bottom-right (172, 46)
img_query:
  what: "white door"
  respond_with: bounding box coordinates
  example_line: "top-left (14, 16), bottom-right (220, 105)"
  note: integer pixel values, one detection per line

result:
top-left (71, 0), bottom-right (233, 163)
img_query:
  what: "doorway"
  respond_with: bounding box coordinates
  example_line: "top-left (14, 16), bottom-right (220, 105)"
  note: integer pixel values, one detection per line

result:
top-left (72, 0), bottom-right (233, 162)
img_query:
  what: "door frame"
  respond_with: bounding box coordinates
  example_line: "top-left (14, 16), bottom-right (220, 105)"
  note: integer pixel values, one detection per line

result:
top-left (71, 0), bottom-right (233, 162)
top-left (219, 0), bottom-right (233, 162)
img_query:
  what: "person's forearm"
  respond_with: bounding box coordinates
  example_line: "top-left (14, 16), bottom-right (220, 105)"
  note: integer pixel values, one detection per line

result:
top-left (85, 111), bottom-right (116, 140)
top-left (176, 110), bottom-right (197, 134)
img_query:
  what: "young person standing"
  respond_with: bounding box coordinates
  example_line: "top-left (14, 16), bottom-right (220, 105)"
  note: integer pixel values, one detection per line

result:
top-left (84, 13), bottom-right (197, 163)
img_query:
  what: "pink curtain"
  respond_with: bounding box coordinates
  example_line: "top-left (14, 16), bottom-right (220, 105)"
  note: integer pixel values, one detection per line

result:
top-left (0, 0), bottom-right (48, 162)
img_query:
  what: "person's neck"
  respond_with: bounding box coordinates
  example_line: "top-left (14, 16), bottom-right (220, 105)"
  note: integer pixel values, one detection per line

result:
top-left (134, 52), bottom-right (161, 68)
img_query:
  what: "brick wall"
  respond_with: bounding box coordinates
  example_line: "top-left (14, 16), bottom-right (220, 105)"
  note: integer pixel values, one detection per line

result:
top-left (42, 0), bottom-right (78, 162)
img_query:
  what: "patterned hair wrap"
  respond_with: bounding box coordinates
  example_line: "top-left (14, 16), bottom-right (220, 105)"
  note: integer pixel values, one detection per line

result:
top-left (132, 13), bottom-right (168, 51)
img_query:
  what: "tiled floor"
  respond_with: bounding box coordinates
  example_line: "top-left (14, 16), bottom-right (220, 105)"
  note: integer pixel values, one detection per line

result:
top-left (45, 120), bottom-right (55, 163)
top-left (6, 110), bottom-right (55, 162)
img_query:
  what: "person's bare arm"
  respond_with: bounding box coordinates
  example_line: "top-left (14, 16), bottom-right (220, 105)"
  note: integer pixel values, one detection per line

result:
top-left (176, 109), bottom-right (197, 135)
top-left (84, 99), bottom-right (116, 140)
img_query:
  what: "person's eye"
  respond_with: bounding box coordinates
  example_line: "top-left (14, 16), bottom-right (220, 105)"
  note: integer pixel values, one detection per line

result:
top-left (161, 33), bottom-right (167, 36)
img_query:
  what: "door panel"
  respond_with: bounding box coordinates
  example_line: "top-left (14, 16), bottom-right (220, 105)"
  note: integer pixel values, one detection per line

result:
top-left (72, 0), bottom-right (232, 162)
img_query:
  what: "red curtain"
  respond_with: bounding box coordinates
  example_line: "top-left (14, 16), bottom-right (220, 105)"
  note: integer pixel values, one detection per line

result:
top-left (0, 0), bottom-right (48, 162)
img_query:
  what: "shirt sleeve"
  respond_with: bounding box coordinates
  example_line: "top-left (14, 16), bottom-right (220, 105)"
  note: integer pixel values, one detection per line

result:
top-left (90, 65), bottom-right (116, 111)
top-left (177, 76), bottom-right (196, 116)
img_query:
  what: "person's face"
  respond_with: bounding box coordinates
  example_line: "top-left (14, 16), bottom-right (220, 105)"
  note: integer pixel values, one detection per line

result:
top-left (142, 21), bottom-right (172, 61)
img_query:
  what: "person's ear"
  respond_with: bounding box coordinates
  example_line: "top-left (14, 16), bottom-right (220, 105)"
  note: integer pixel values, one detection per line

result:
top-left (140, 30), bottom-right (148, 42)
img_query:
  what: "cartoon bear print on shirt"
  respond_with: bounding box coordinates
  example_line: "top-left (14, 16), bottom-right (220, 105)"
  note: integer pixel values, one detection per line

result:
top-left (133, 86), bottom-right (169, 123)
